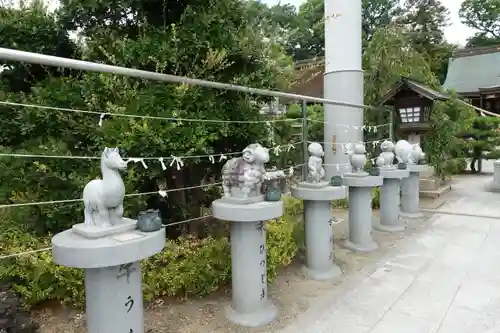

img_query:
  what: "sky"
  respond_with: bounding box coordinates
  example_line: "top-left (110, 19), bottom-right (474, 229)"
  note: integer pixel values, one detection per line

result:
top-left (262, 0), bottom-right (479, 46)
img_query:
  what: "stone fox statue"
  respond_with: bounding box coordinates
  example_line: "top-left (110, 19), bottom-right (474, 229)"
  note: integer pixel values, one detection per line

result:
top-left (221, 143), bottom-right (270, 199)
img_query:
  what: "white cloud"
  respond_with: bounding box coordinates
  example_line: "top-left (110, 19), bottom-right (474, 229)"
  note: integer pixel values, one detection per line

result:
top-left (261, 0), bottom-right (478, 46)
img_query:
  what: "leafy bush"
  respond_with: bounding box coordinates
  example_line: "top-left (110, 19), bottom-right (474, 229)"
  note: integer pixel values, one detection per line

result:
top-left (332, 198), bottom-right (348, 209)
top-left (332, 187), bottom-right (380, 209)
top-left (371, 187), bottom-right (380, 209)
top-left (457, 116), bottom-right (500, 173)
top-left (0, 223), bottom-right (85, 306)
top-left (443, 158), bottom-right (467, 175)
top-left (0, 200), bottom-right (300, 308)
top-left (426, 95), bottom-right (475, 178)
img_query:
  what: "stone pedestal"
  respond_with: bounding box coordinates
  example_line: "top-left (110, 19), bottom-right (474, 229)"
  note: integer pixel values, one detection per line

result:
top-left (212, 200), bottom-right (283, 327)
top-left (342, 175), bottom-right (383, 252)
top-left (373, 169), bottom-right (409, 232)
top-left (291, 185), bottom-right (347, 280)
top-left (489, 160), bottom-right (500, 192)
top-left (52, 226), bottom-right (166, 333)
top-left (400, 164), bottom-right (429, 219)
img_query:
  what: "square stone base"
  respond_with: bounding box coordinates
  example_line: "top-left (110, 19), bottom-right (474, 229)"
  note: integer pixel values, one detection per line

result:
top-left (72, 218), bottom-right (137, 239)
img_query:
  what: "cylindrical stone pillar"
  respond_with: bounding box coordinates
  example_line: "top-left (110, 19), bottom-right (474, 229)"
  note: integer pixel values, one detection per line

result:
top-left (400, 164), bottom-right (428, 219)
top-left (348, 187), bottom-right (373, 245)
top-left (342, 175), bottom-right (382, 253)
top-left (230, 220), bottom-right (269, 316)
top-left (85, 262), bottom-right (143, 332)
top-left (490, 160), bottom-right (500, 191)
top-left (323, 0), bottom-right (364, 178)
top-left (52, 225), bottom-right (166, 333)
top-left (212, 199), bottom-right (283, 327)
top-left (374, 169), bottom-right (409, 232)
top-left (291, 185), bottom-right (347, 280)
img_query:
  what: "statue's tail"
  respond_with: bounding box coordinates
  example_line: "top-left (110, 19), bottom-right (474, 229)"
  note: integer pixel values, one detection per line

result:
top-left (83, 199), bottom-right (97, 225)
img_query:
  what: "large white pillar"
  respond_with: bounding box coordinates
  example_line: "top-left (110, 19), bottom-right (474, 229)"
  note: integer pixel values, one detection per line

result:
top-left (324, 0), bottom-right (364, 177)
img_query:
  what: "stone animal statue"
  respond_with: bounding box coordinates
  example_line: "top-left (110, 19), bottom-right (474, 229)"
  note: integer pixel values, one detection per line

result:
top-left (376, 154), bottom-right (385, 168)
top-left (307, 142), bottom-right (325, 183)
top-left (380, 140), bottom-right (395, 167)
top-left (395, 140), bottom-right (425, 165)
top-left (348, 142), bottom-right (367, 173)
top-left (394, 140), bottom-right (412, 164)
top-left (83, 147), bottom-right (128, 227)
top-left (221, 143), bottom-right (270, 199)
top-left (410, 144), bottom-right (425, 164)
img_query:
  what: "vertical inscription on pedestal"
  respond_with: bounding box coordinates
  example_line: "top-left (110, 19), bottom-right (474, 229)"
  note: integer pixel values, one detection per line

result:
top-left (257, 221), bottom-right (266, 300)
top-left (117, 263), bottom-right (136, 284)
top-left (116, 262), bottom-right (137, 333)
top-left (328, 218), bottom-right (334, 261)
top-left (125, 296), bottom-right (134, 313)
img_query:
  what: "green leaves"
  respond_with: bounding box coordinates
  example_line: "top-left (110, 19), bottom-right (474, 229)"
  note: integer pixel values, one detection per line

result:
top-left (459, 0), bottom-right (500, 47)
top-left (460, 0), bottom-right (500, 38)
top-left (426, 96), bottom-right (477, 178)
top-left (0, 0), bottom-right (298, 235)
top-left (1, 198), bottom-right (301, 307)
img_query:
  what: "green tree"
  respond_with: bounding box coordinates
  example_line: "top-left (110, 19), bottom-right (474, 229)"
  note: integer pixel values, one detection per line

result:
top-left (363, 24), bottom-right (439, 135)
top-left (363, 24), bottom-right (439, 106)
top-left (459, 0), bottom-right (500, 47)
top-left (246, 2), bottom-right (299, 45)
top-left (0, 0), bottom-right (295, 235)
top-left (0, 0), bottom-right (77, 93)
top-left (362, 0), bottom-right (400, 41)
top-left (459, 116), bottom-right (500, 173)
top-left (426, 96), bottom-right (476, 177)
top-left (286, 0), bottom-right (324, 61)
top-left (396, 0), bottom-right (454, 82)
top-left (285, 0), bottom-right (400, 60)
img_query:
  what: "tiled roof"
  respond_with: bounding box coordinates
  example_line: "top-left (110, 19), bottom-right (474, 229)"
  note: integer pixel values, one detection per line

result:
top-left (379, 77), bottom-right (449, 105)
top-left (443, 45), bottom-right (500, 94)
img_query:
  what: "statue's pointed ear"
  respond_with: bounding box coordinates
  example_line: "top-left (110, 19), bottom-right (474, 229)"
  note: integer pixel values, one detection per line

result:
top-left (113, 147), bottom-right (119, 152)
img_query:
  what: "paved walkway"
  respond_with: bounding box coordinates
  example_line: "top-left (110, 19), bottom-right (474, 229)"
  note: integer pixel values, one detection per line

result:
top-left (278, 162), bottom-right (500, 333)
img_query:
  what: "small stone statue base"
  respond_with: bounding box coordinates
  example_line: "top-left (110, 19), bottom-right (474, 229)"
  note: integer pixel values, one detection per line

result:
top-left (52, 226), bottom-right (165, 333)
top-left (298, 181), bottom-right (330, 189)
top-left (72, 217), bottom-right (137, 238)
top-left (400, 164), bottom-right (429, 219)
top-left (291, 185), bottom-right (347, 280)
top-left (342, 175), bottom-right (382, 253)
top-left (220, 187), bottom-right (265, 205)
top-left (373, 169), bottom-right (409, 233)
top-left (212, 199), bottom-right (283, 327)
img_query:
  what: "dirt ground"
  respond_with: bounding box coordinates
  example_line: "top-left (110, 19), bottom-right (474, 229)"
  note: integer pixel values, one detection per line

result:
top-left (33, 209), bottom-right (435, 333)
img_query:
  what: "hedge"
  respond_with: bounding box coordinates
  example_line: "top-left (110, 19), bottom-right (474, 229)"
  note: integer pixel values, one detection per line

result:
top-left (0, 196), bottom-right (302, 308)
